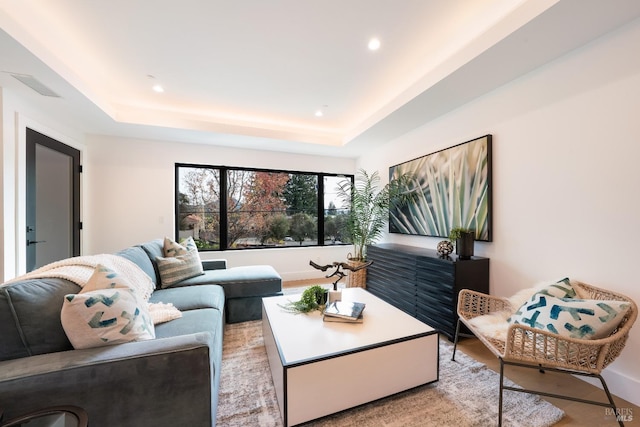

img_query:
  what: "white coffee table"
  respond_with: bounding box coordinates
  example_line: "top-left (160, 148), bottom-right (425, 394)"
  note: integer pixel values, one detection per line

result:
top-left (262, 287), bottom-right (439, 427)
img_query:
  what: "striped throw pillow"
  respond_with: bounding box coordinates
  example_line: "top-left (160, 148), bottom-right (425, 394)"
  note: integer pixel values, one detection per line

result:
top-left (156, 248), bottom-right (204, 288)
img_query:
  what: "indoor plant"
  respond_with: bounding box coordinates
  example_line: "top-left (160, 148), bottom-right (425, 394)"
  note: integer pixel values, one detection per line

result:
top-left (336, 168), bottom-right (416, 286)
top-left (280, 285), bottom-right (328, 313)
top-left (449, 227), bottom-right (475, 259)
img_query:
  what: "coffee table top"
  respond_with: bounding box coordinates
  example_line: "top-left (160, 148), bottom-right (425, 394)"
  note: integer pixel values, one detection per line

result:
top-left (262, 287), bottom-right (435, 366)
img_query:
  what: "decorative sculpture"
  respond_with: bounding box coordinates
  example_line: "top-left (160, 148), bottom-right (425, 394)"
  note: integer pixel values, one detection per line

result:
top-left (309, 260), bottom-right (373, 291)
top-left (437, 240), bottom-right (454, 256)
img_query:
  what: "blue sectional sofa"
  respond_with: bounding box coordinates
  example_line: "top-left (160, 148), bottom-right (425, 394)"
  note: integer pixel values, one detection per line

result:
top-left (0, 239), bottom-right (282, 427)
top-left (137, 239), bottom-right (282, 324)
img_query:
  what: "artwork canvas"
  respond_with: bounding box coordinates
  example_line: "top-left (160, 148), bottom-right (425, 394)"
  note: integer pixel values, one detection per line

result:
top-left (389, 134), bottom-right (492, 241)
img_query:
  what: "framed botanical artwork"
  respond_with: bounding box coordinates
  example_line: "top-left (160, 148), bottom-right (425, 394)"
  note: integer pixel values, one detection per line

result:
top-left (389, 134), bottom-right (492, 241)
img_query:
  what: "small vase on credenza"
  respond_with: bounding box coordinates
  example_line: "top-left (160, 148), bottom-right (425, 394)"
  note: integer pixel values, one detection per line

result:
top-left (449, 228), bottom-right (475, 260)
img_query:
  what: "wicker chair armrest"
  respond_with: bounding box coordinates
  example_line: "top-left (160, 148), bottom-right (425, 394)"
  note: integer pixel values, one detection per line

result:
top-left (457, 289), bottom-right (510, 320)
top-left (501, 322), bottom-right (633, 374)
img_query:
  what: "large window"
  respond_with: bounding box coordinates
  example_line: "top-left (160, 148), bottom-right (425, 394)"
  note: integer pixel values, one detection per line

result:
top-left (176, 164), bottom-right (352, 251)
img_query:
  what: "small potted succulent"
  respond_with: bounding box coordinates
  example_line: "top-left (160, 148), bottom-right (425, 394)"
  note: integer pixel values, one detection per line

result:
top-left (280, 285), bottom-right (328, 314)
top-left (449, 227), bottom-right (475, 260)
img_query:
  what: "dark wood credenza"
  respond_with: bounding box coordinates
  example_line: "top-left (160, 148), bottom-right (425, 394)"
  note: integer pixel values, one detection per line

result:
top-left (365, 243), bottom-right (489, 340)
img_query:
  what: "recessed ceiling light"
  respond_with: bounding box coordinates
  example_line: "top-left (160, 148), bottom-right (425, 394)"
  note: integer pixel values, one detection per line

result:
top-left (368, 38), bottom-right (381, 51)
top-left (148, 74), bottom-right (164, 93)
top-left (315, 105), bottom-right (328, 117)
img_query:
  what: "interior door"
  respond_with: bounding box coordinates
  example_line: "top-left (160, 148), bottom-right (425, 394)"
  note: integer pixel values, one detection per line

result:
top-left (25, 128), bottom-right (81, 272)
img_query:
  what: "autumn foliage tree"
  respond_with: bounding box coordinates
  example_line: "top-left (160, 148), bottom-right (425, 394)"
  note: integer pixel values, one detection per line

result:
top-left (180, 167), bottom-right (325, 248)
top-left (232, 171), bottom-right (289, 245)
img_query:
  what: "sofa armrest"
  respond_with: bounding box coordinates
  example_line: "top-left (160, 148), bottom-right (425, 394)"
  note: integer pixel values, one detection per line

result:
top-left (0, 333), bottom-right (218, 427)
top-left (202, 259), bottom-right (227, 270)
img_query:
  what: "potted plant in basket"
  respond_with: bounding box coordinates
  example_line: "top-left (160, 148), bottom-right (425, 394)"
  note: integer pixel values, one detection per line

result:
top-left (336, 168), bottom-right (416, 287)
top-left (449, 227), bottom-right (476, 259)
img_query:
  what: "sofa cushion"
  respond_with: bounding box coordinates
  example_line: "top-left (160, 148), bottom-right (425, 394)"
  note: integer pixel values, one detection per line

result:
top-left (508, 293), bottom-right (631, 339)
top-left (171, 265), bottom-right (281, 298)
top-left (150, 285), bottom-right (225, 312)
top-left (157, 250), bottom-right (205, 288)
top-left (0, 278), bottom-right (78, 361)
top-left (61, 287), bottom-right (155, 349)
top-left (115, 246), bottom-right (157, 287)
top-left (154, 308), bottom-right (222, 339)
top-left (140, 239), bottom-right (165, 284)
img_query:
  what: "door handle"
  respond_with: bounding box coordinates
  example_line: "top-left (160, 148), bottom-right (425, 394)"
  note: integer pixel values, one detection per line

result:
top-left (27, 240), bottom-right (46, 246)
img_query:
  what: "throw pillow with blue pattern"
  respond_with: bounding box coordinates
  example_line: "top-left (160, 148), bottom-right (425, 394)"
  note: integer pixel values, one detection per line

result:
top-left (535, 277), bottom-right (576, 299)
top-left (61, 265), bottom-right (155, 349)
top-left (82, 264), bottom-right (135, 292)
top-left (508, 293), bottom-right (630, 340)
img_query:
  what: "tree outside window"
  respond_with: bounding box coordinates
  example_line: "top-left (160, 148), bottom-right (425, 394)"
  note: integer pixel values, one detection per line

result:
top-left (177, 167), bottom-right (220, 249)
top-left (176, 164), bottom-right (351, 251)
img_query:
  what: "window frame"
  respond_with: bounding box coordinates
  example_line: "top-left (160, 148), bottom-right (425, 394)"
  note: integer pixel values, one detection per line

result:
top-left (175, 163), bottom-right (353, 251)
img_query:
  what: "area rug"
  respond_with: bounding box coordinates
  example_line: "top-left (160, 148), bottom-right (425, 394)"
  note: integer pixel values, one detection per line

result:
top-left (216, 319), bottom-right (564, 427)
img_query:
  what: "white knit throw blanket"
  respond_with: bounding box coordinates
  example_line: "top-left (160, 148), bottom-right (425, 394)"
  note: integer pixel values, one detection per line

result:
top-left (5, 254), bottom-right (155, 300)
top-left (4, 254), bottom-right (181, 324)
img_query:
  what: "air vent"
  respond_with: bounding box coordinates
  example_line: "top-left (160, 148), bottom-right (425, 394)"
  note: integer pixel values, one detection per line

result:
top-left (10, 73), bottom-right (60, 97)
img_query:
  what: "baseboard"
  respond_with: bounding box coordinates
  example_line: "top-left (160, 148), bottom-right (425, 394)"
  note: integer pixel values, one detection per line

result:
top-left (578, 367), bottom-right (640, 407)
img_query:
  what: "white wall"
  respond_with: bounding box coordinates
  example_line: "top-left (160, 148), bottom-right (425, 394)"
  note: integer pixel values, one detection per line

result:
top-left (84, 135), bottom-right (354, 281)
top-left (359, 17), bottom-right (640, 405)
top-left (0, 87), bottom-right (85, 280)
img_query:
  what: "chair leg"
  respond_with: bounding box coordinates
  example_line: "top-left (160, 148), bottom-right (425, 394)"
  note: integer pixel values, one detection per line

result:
top-left (500, 360), bottom-right (626, 426)
top-left (451, 318), bottom-right (462, 361)
top-left (498, 358), bottom-right (505, 427)
top-left (597, 374), bottom-right (624, 427)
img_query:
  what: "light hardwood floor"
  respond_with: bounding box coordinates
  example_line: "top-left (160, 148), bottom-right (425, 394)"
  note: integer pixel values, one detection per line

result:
top-left (455, 336), bottom-right (639, 426)
top-left (283, 280), bottom-right (639, 426)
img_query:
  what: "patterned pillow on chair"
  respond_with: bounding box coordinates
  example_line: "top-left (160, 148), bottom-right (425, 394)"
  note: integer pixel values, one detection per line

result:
top-left (470, 278), bottom-right (580, 342)
top-left (508, 293), bottom-right (630, 340)
top-left (535, 277), bottom-right (576, 299)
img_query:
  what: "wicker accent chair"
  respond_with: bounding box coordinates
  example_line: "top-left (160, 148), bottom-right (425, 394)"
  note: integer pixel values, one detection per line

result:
top-left (452, 280), bottom-right (637, 427)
